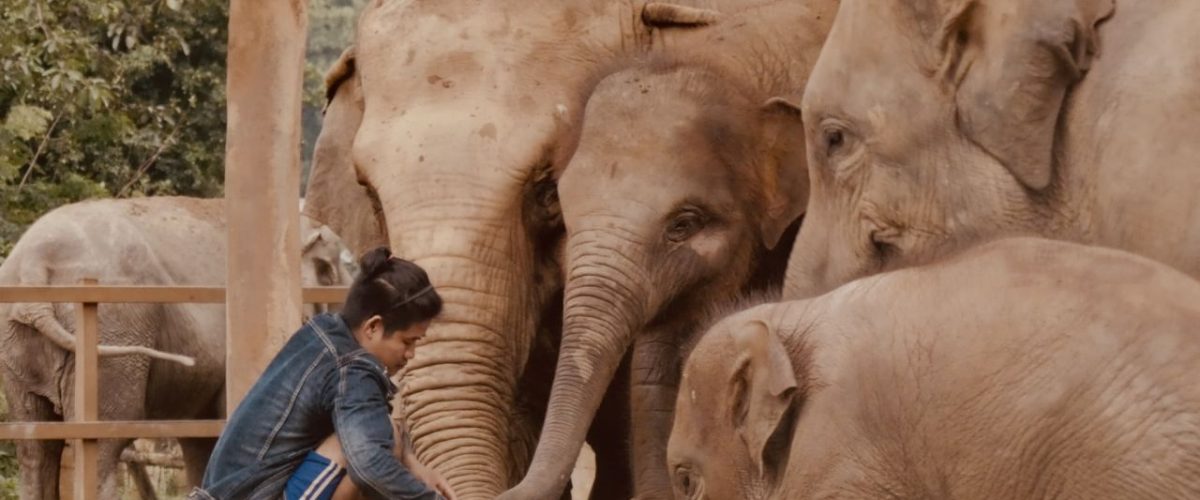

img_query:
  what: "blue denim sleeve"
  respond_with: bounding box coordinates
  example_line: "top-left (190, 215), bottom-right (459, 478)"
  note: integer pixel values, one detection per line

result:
top-left (333, 360), bottom-right (441, 500)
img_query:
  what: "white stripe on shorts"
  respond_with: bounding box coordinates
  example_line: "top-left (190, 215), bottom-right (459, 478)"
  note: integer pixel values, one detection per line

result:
top-left (300, 459), bottom-right (342, 500)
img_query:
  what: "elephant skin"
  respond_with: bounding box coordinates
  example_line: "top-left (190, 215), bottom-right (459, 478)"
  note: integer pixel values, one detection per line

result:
top-left (0, 196), bottom-right (353, 500)
top-left (785, 0), bottom-right (1200, 300)
top-left (303, 1), bottom-right (840, 498)
top-left (671, 237), bottom-right (1200, 499)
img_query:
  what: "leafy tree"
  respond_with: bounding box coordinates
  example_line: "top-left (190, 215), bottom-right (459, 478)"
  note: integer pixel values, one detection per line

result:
top-left (0, 0), bottom-right (365, 258)
top-left (0, 0), bottom-right (229, 257)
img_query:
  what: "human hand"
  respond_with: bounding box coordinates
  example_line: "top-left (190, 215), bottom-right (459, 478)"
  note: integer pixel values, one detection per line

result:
top-left (405, 455), bottom-right (457, 500)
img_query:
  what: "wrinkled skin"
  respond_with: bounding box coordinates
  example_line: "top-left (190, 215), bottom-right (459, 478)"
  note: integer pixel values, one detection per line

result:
top-left (519, 57), bottom-right (810, 500)
top-left (303, 1), bottom-right (839, 497)
top-left (785, 0), bottom-right (1200, 299)
top-left (0, 197), bottom-right (352, 500)
top-left (672, 237), bottom-right (1200, 499)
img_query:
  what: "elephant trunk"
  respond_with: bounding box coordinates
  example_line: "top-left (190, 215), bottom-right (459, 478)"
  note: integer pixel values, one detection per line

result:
top-left (501, 233), bottom-right (649, 500)
top-left (783, 207), bottom-right (851, 300)
top-left (397, 226), bottom-right (530, 499)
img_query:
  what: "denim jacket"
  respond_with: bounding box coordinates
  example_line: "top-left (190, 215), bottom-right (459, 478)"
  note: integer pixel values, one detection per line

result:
top-left (190, 313), bottom-right (440, 500)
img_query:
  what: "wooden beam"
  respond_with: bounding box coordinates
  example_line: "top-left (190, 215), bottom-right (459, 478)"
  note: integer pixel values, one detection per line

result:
top-left (0, 286), bottom-right (346, 305)
top-left (224, 0), bottom-right (309, 414)
top-left (73, 279), bottom-right (99, 499)
top-left (0, 421), bottom-right (225, 440)
top-left (0, 286), bottom-right (226, 304)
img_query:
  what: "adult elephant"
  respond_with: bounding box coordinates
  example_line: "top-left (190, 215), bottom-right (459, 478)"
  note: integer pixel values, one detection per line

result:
top-left (0, 197), bottom-right (352, 500)
top-left (301, 0), bottom-right (839, 498)
top-left (784, 0), bottom-right (1200, 299)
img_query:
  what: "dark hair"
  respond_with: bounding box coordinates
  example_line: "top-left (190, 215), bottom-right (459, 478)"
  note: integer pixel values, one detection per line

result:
top-left (340, 247), bottom-right (443, 334)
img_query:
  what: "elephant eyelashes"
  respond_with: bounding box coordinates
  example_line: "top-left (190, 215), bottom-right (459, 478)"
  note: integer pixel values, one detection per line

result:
top-left (666, 209), bottom-right (708, 243)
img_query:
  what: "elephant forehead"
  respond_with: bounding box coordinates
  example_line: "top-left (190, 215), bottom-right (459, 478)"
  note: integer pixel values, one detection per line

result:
top-left (357, 0), bottom-right (630, 109)
top-left (803, 0), bottom-right (929, 123)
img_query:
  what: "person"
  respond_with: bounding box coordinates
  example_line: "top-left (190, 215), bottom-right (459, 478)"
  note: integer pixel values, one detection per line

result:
top-left (190, 247), bottom-right (456, 500)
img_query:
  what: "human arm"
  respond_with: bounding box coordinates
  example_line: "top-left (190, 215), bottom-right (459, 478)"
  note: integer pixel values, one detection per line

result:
top-left (332, 360), bottom-right (442, 500)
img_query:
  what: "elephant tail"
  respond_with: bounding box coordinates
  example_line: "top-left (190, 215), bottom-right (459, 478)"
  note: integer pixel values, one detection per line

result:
top-left (7, 265), bottom-right (196, 367)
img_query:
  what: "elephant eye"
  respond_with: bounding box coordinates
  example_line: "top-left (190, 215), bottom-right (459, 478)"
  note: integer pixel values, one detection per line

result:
top-left (529, 173), bottom-right (562, 227)
top-left (823, 128), bottom-right (845, 154)
top-left (666, 209), bottom-right (707, 243)
top-left (675, 466), bottom-right (701, 499)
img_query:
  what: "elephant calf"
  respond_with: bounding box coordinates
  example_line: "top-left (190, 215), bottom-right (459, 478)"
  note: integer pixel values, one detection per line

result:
top-left (0, 196), bottom-right (353, 500)
top-left (670, 237), bottom-right (1200, 499)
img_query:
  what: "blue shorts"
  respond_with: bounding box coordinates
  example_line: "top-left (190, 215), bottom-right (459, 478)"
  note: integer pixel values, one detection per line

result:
top-left (285, 450), bottom-right (347, 500)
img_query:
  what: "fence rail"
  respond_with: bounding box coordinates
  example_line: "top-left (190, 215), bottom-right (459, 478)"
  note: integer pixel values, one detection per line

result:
top-left (0, 283), bottom-right (350, 499)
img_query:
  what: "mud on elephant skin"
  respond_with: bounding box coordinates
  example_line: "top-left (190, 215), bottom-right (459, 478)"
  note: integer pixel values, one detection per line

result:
top-left (0, 197), bottom-right (352, 500)
top-left (672, 237), bottom-right (1200, 499)
top-left (505, 55), bottom-right (810, 500)
top-left (785, 0), bottom-right (1200, 300)
top-left (303, 0), bottom-right (839, 498)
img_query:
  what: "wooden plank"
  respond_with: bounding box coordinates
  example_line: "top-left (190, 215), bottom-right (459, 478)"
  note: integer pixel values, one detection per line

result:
top-left (0, 420), bottom-right (225, 440)
top-left (74, 280), bottom-right (99, 500)
top-left (0, 286), bottom-right (226, 304)
top-left (301, 286), bottom-right (349, 305)
top-left (225, 0), bottom-right (309, 414)
top-left (0, 286), bottom-right (346, 304)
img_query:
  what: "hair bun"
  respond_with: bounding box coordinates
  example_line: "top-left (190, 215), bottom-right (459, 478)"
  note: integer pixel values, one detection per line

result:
top-left (358, 246), bottom-right (394, 278)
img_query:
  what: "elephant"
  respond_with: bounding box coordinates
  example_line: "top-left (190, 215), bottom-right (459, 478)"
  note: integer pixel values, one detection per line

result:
top-left (301, 0), bottom-right (840, 497)
top-left (0, 196), bottom-right (353, 500)
top-left (670, 237), bottom-right (1200, 500)
top-left (783, 0), bottom-right (1200, 300)
top-left (502, 55), bottom-right (811, 499)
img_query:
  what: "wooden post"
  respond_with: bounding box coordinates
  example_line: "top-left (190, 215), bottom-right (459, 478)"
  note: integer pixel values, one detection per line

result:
top-left (73, 278), bottom-right (99, 499)
top-left (224, 0), bottom-right (308, 414)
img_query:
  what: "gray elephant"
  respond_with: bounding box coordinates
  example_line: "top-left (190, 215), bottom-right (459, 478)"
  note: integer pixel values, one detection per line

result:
top-left (0, 196), bottom-right (352, 500)
top-left (784, 0), bottom-right (1200, 299)
top-left (302, 0), bottom-right (840, 497)
top-left (671, 237), bottom-right (1200, 499)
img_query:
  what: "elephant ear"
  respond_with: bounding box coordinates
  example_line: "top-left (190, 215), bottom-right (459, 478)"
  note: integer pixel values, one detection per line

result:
top-left (729, 320), bottom-right (798, 479)
top-left (304, 45), bottom-right (390, 256)
top-left (755, 96), bottom-right (809, 249)
top-left (949, 0), bottom-right (1114, 191)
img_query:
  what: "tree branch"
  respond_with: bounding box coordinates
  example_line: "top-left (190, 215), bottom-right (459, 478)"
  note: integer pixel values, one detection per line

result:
top-left (16, 112), bottom-right (62, 192)
top-left (117, 120), bottom-right (183, 197)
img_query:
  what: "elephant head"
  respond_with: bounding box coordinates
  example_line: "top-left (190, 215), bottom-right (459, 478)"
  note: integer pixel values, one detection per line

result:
top-left (783, 0), bottom-right (1115, 299)
top-left (303, 1), bottom-right (757, 496)
top-left (503, 58), bottom-right (808, 499)
top-left (668, 304), bottom-right (807, 500)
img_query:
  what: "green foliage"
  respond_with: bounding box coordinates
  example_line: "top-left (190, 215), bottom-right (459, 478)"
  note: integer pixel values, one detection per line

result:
top-left (0, 0), bottom-right (230, 257)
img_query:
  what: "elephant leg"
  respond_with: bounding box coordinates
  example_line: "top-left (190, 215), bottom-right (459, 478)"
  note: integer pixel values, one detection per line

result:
top-left (179, 437), bottom-right (217, 487)
top-left (66, 346), bottom-right (148, 499)
top-left (629, 330), bottom-right (683, 499)
top-left (586, 351), bottom-right (633, 500)
top-left (92, 438), bottom-right (133, 498)
top-left (8, 391), bottom-right (64, 500)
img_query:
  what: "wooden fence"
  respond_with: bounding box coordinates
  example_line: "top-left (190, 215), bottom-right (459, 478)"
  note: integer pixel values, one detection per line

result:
top-left (0, 282), bottom-right (349, 499)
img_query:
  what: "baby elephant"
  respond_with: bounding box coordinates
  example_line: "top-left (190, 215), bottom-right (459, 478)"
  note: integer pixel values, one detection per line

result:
top-left (669, 237), bottom-right (1200, 499)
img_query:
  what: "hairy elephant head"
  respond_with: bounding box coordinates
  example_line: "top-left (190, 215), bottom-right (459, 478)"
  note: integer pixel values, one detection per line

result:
top-left (504, 57), bottom-right (809, 499)
top-left (303, 1), bottom-right (748, 497)
top-left (784, 0), bottom-right (1115, 299)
